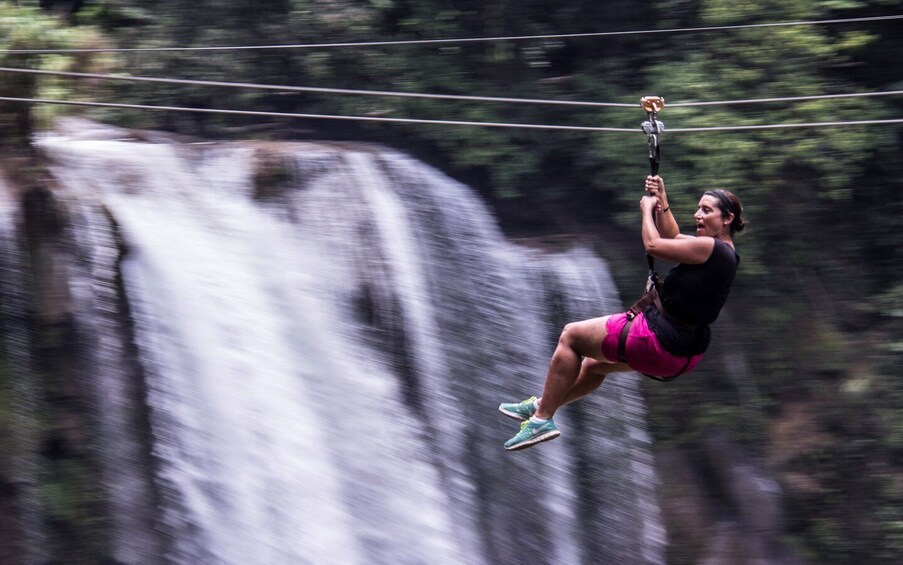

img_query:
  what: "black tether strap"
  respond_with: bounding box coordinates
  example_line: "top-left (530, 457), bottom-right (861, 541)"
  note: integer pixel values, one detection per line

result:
top-left (641, 96), bottom-right (664, 271)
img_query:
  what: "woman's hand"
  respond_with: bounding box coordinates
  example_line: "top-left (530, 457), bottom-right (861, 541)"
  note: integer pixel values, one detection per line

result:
top-left (644, 175), bottom-right (668, 207)
top-left (640, 194), bottom-right (659, 213)
top-left (643, 174), bottom-right (680, 239)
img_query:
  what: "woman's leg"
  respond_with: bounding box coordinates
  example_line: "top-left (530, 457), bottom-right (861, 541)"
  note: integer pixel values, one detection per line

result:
top-left (530, 358), bottom-right (628, 414)
top-left (561, 357), bottom-right (625, 405)
top-left (534, 316), bottom-right (629, 420)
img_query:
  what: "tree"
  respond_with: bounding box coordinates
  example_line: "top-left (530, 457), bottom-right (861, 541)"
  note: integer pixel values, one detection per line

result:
top-left (0, 2), bottom-right (113, 150)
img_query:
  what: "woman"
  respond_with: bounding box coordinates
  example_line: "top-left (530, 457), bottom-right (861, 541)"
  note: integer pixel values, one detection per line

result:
top-left (500, 175), bottom-right (744, 451)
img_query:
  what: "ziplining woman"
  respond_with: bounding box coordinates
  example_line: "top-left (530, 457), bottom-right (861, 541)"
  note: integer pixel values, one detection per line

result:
top-left (499, 174), bottom-right (744, 451)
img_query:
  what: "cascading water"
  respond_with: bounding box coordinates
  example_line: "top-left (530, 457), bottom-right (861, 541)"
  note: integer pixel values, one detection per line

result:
top-left (36, 120), bottom-right (665, 564)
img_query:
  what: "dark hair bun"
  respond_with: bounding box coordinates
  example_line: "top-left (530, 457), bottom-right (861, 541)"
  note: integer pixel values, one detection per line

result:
top-left (722, 190), bottom-right (745, 234)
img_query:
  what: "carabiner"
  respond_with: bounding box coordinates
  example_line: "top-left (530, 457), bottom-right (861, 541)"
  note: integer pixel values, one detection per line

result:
top-left (640, 96), bottom-right (665, 175)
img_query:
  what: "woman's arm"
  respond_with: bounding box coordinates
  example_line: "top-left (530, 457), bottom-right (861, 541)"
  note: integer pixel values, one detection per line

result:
top-left (641, 195), bottom-right (714, 264)
top-left (644, 175), bottom-right (679, 239)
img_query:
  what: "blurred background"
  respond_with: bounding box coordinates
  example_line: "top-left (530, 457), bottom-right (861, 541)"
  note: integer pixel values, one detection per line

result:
top-left (1, 1), bottom-right (901, 564)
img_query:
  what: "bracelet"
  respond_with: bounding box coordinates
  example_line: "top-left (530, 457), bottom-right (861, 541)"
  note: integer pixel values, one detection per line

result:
top-left (662, 206), bottom-right (671, 213)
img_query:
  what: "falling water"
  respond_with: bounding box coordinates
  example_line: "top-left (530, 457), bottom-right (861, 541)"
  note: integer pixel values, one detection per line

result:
top-left (35, 120), bottom-right (665, 564)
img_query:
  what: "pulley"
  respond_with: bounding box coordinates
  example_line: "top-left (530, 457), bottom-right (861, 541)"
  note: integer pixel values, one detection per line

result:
top-left (640, 96), bottom-right (665, 175)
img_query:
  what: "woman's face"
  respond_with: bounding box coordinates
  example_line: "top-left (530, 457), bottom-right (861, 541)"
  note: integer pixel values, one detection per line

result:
top-left (694, 194), bottom-right (731, 238)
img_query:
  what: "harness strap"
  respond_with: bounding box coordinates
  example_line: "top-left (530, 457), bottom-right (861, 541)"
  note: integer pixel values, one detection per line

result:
top-left (616, 312), bottom-right (694, 382)
top-left (617, 316), bottom-right (634, 363)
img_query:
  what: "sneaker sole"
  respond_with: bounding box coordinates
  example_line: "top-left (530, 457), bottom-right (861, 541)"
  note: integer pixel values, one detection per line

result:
top-left (504, 429), bottom-right (561, 451)
top-left (498, 406), bottom-right (531, 421)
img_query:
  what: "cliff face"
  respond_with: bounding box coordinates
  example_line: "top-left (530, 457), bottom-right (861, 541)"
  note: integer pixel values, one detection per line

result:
top-left (0, 163), bottom-right (27, 565)
top-left (0, 159), bottom-right (128, 564)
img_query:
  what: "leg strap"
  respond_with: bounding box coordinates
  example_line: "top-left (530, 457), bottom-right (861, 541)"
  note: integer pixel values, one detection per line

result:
top-left (617, 316), bottom-right (634, 363)
top-left (617, 313), bottom-right (693, 382)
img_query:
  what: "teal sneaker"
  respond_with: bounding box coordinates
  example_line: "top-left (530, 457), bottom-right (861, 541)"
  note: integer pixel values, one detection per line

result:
top-left (504, 418), bottom-right (560, 451)
top-left (498, 396), bottom-right (538, 421)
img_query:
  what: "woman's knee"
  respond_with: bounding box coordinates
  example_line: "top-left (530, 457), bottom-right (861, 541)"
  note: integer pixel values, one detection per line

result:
top-left (558, 322), bottom-right (580, 348)
top-left (558, 318), bottom-right (606, 356)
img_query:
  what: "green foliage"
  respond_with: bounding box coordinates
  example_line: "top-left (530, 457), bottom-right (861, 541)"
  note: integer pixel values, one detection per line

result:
top-left (40, 460), bottom-right (104, 524)
top-left (780, 360), bottom-right (903, 562)
top-left (0, 2), bottom-right (114, 145)
top-left (1, 0), bottom-right (901, 562)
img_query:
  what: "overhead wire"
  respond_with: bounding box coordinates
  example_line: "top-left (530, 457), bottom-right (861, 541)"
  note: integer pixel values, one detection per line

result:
top-left (1, 66), bottom-right (901, 109)
top-left (1, 14), bottom-right (901, 54)
top-left (0, 96), bottom-right (638, 132)
top-left (2, 95), bottom-right (901, 133)
top-left (667, 119), bottom-right (903, 132)
top-left (1, 14), bottom-right (899, 131)
top-left (667, 91), bottom-right (903, 107)
top-left (0, 67), bottom-right (636, 108)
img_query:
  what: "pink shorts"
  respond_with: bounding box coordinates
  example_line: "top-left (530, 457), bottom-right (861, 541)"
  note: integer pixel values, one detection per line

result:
top-left (601, 312), bottom-right (703, 379)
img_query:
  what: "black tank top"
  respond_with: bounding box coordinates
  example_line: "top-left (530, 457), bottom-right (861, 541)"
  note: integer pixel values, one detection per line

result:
top-left (661, 238), bottom-right (739, 326)
top-left (646, 239), bottom-right (739, 356)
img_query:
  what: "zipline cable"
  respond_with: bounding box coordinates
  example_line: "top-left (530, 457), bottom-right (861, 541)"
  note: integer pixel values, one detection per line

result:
top-left (2, 14), bottom-right (901, 54)
top-left (0, 67), bottom-right (636, 107)
top-left (668, 120), bottom-right (903, 132)
top-left (0, 96), bottom-right (637, 132)
top-left (668, 91), bottom-right (903, 107)
top-left (2, 95), bottom-right (900, 132)
top-left (2, 67), bottom-right (902, 109)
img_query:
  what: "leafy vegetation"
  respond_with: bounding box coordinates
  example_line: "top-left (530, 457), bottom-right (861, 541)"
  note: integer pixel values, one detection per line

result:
top-left (0, 2), bottom-right (114, 149)
top-left (1, 0), bottom-right (901, 561)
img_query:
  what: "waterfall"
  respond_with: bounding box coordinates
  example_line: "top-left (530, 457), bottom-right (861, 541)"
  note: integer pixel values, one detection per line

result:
top-left (36, 121), bottom-right (665, 564)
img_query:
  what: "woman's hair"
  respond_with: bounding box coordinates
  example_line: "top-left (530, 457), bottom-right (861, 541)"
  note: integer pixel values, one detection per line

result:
top-left (704, 189), bottom-right (746, 235)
